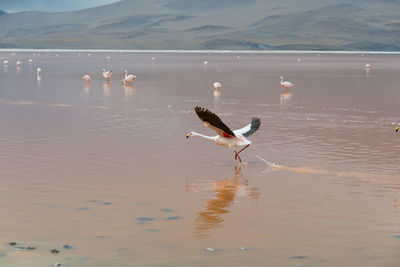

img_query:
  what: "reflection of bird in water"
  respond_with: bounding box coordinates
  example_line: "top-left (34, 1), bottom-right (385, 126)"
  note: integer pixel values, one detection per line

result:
top-left (102, 68), bottom-right (112, 81)
top-left (396, 123), bottom-right (399, 132)
top-left (191, 166), bottom-right (260, 238)
top-left (280, 76), bottom-right (294, 89)
top-left (82, 75), bottom-right (91, 84)
top-left (83, 83), bottom-right (90, 94)
top-left (103, 82), bottom-right (112, 92)
top-left (186, 106), bottom-right (261, 163)
top-left (280, 89), bottom-right (293, 105)
top-left (213, 89), bottom-right (222, 98)
top-left (123, 83), bottom-right (135, 97)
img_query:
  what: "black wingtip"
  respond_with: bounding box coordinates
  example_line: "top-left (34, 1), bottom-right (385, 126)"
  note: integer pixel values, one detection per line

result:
top-left (243, 117), bottom-right (261, 137)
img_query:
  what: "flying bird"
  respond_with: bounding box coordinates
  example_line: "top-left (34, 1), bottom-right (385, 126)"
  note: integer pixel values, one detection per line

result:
top-left (280, 76), bottom-right (294, 89)
top-left (102, 68), bottom-right (112, 81)
top-left (187, 106), bottom-right (261, 163)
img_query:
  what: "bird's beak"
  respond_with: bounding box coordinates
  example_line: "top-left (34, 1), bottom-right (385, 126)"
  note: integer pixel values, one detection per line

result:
top-left (396, 125), bottom-right (399, 132)
top-left (186, 133), bottom-right (191, 139)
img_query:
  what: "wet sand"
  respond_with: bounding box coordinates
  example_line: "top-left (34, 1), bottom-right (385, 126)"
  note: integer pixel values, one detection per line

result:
top-left (0, 51), bottom-right (400, 266)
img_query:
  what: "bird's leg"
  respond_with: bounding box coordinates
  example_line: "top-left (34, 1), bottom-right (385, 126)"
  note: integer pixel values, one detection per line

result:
top-left (237, 144), bottom-right (250, 155)
top-left (234, 150), bottom-right (238, 160)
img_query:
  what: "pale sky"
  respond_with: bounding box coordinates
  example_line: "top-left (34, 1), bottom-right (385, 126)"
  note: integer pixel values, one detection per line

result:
top-left (0, 0), bottom-right (120, 12)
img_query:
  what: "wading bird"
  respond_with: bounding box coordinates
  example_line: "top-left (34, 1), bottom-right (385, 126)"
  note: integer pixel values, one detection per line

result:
top-left (3, 60), bottom-right (8, 65)
top-left (280, 76), bottom-right (294, 89)
top-left (82, 75), bottom-right (91, 83)
top-left (122, 70), bottom-right (136, 84)
top-left (213, 82), bottom-right (222, 90)
top-left (186, 106), bottom-right (261, 163)
top-left (102, 68), bottom-right (112, 81)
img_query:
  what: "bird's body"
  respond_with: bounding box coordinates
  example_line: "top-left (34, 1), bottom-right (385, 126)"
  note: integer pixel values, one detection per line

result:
top-left (82, 75), bottom-right (91, 83)
top-left (122, 70), bottom-right (136, 84)
top-left (102, 68), bottom-right (112, 81)
top-left (187, 106), bottom-right (260, 163)
top-left (213, 82), bottom-right (222, 90)
top-left (36, 67), bottom-right (42, 75)
top-left (365, 63), bottom-right (371, 69)
top-left (280, 76), bottom-right (294, 89)
top-left (28, 59), bottom-right (33, 63)
top-left (16, 61), bottom-right (21, 67)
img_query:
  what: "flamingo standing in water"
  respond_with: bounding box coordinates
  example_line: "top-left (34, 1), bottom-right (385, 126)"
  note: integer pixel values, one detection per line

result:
top-left (36, 67), bottom-right (42, 80)
top-left (213, 82), bottom-right (222, 90)
top-left (82, 75), bottom-right (91, 84)
top-left (365, 64), bottom-right (371, 69)
top-left (121, 70), bottom-right (136, 84)
top-left (186, 106), bottom-right (261, 163)
top-left (213, 82), bottom-right (222, 97)
top-left (3, 60), bottom-right (8, 65)
top-left (16, 61), bottom-right (22, 67)
top-left (28, 59), bottom-right (33, 63)
top-left (102, 68), bottom-right (112, 81)
top-left (280, 76), bottom-right (294, 89)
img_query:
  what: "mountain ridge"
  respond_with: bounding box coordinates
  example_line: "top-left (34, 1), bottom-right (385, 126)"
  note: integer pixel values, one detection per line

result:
top-left (0, 0), bottom-right (399, 50)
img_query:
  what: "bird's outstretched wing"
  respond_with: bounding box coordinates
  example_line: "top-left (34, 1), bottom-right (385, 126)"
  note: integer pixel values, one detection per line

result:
top-left (234, 117), bottom-right (261, 137)
top-left (194, 106), bottom-right (235, 138)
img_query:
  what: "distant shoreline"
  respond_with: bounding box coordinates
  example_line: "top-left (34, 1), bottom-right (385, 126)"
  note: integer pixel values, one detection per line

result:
top-left (1, 49), bottom-right (400, 55)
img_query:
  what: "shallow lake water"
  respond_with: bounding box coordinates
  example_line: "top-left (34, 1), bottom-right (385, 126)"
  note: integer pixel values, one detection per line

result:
top-left (0, 51), bottom-right (399, 266)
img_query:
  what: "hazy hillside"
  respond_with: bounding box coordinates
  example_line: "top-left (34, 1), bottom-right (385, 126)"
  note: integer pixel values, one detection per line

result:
top-left (0, 0), bottom-right (399, 50)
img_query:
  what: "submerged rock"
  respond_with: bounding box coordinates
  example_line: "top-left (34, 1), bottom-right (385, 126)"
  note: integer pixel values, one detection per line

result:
top-left (137, 217), bottom-right (155, 222)
top-left (165, 216), bottom-right (180, 221)
top-left (239, 247), bottom-right (249, 251)
top-left (54, 263), bottom-right (64, 267)
top-left (62, 244), bottom-right (73, 250)
top-left (50, 249), bottom-right (60, 254)
top-left (291, 256), bottom-right (308, 259)
top-left (392, 234), bottom-right (400, 239)
top-left (8, 242), bottom-right (17, 247)
top-left (103, 202), bottom-right (111, 205)
top-left (160, 208), bottom-right (174, 212)
top-left (14, 246), bottom-right (36, 251)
